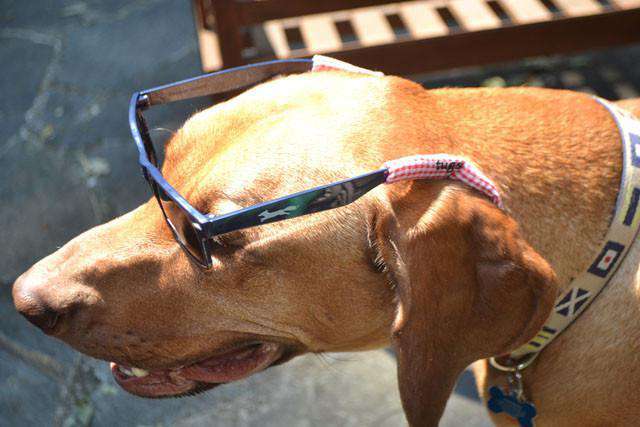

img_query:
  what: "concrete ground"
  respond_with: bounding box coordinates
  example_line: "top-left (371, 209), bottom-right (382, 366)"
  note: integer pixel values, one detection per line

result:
top-left (1, 1), bottom-right (639, 426)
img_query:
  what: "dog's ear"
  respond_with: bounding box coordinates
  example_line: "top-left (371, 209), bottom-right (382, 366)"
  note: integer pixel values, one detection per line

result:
top-left (375, 182), bottom-right (557, 426)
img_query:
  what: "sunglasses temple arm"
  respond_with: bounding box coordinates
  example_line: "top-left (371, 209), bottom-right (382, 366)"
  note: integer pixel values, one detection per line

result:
top-left (141, 60), bottom-right (313, 106)
top-left (208, 169), bottom-right (388, 236)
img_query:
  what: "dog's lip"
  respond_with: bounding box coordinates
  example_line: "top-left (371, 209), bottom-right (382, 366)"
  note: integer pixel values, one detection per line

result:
top-left (110, 342), bottom-right (284, 398)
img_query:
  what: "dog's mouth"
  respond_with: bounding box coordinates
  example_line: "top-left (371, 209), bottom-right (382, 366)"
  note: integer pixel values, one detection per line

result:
top-left (110, 342), bottom-right (285, 398)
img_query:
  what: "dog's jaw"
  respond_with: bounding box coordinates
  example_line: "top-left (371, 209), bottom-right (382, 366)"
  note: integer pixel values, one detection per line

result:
top-left (110, 342), bottom-right (285, 398)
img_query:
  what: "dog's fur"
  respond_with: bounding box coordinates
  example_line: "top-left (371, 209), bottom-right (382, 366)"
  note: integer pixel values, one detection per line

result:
top-left (12, 70), bottom-right (640, 426)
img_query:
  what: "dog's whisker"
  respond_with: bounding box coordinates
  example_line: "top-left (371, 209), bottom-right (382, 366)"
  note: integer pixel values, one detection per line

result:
top-left (313, 353), bottom-right (335, 371)
top-left (319, 353), bottom-right (361, 363)
top-left (151, 127), bottom-right (177, 136)
top-left (313, 352), bottom-right (359, 377)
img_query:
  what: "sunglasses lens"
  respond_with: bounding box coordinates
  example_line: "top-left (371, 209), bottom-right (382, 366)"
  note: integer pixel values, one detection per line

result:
top-left (153, 184), bottom-right (209, 266)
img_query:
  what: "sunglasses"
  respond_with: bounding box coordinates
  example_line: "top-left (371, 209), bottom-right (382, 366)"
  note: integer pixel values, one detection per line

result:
top-left (129, 57), bottom-right (502, 268)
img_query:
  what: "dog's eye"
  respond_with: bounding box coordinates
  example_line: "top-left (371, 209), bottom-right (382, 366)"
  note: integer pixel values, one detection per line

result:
top-left (157, 187), bottom-right (171, 202)
top-left (177, 218), bottom-right (202, 252)
top-left (210, 235), bottom-right (226, 249)
top-left (210, 233), bottom-right (244, 254)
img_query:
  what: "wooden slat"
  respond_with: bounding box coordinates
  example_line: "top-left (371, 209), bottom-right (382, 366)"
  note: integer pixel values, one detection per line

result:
top-left (578, 86), bottom-right (597, 95)
top-left (299, 15), bottom-right (342, 53)
top-left (500, 0), bottom-right (554, 23)
top-left (211, 0), bottom-right (244, 67)
top-left (554, 0), bottom-right (603, 16)
top-left (198, 28), bottom-right (223, 70)
top-left (399, 1), bottom-right (449, 38)
top-left (614, 82), bottom-right (640, 98)
top-left (238, 0), bottom-right (411, 25)
top-left (613, 0), bottom-right (640, 7)
top-left (449, 0), bottom-right (502, 30)
top-left (560, 70), bottom-right (586, 86)
top-left (351, 7), bottom-right (395, 46)
top-left (192, 0), bottom-right (222, 71)
top-left (264, 20), bottom-right (291, 58)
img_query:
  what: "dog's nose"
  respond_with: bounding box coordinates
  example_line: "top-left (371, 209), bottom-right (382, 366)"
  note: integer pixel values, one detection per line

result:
top-left (13, 273), bottom-right (65, 335)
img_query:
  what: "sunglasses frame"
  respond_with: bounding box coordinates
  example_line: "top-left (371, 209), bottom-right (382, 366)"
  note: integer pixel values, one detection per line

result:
top-left (129, 58), bottom-right (389, 268)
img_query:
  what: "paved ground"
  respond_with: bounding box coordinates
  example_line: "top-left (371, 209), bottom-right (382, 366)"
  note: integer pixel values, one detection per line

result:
top-left (2, 1), bottom-right (639, 426)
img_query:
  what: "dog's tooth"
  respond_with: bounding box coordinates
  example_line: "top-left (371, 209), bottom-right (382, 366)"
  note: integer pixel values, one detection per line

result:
top-left (131, 367), bottom-right (149, 377)
top-left (119, 366), bottom-right (134, 376)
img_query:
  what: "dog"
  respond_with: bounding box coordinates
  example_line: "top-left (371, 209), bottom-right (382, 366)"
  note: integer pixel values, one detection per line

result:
top-left (12, 64), bottom-right (640, 426)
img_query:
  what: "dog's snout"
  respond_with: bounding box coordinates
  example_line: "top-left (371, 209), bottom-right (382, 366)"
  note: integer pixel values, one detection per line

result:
top-left (12, 272), bottom-right (72, 335)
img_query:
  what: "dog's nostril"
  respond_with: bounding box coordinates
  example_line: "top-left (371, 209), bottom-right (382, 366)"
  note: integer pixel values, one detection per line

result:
top-left (14, 292), bottom-right (64, 335)
top-left (12, 276), bottom-right (66, 335)
top-left (20, 305), bottom-right (61, 335)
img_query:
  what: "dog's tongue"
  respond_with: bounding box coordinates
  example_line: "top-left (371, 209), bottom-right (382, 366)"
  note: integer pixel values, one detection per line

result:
top-left (111, 343), bottom-right (283, 398)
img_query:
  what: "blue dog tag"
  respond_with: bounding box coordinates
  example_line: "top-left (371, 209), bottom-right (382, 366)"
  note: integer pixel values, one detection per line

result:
top-left (488, 386), bottom-right (537, 427)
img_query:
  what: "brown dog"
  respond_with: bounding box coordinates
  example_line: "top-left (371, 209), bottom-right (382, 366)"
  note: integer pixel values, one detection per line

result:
top-left (12, 69), bottom-right (640, 426)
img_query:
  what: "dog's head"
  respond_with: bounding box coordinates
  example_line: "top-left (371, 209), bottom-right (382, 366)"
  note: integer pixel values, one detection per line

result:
top-left (13, 71), bottom-right (556, 424)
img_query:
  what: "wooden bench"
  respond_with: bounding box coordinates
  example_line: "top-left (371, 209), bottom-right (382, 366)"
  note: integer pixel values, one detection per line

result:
top-left (192, 0), bottom-right (640, 75)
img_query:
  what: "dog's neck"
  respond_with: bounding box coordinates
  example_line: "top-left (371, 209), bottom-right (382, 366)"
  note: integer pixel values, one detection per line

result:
top-left (381, 85), bottom-right (622, 291)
